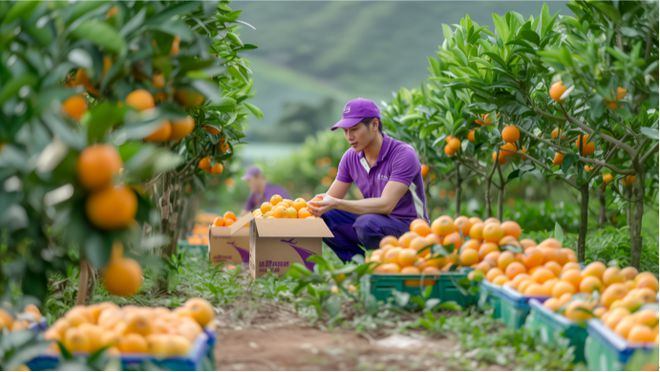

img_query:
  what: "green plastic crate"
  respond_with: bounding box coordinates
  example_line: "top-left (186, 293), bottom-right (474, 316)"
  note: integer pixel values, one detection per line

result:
top-left (363, 271), bottom-right (477, 308)
top-left (499, 286), bottom-right (549, 330)
top-left (478, 281), bottom-right (502, 319)
top-left (525, 299), bottom-right (587, 363)
top-left (585, 319), bottom-right (658, 371)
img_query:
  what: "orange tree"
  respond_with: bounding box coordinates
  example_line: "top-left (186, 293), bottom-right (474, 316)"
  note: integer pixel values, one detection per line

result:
top-left (0, 1), bottom-right (254, 304)
top-left (383, 1), bottom-right (657, 267)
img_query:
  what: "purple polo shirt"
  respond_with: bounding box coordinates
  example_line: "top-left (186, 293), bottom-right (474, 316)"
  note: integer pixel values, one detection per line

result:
top-left (244, 184), bottom-right (290, 211)
top-left (336, 135), bottom-right (428, 222)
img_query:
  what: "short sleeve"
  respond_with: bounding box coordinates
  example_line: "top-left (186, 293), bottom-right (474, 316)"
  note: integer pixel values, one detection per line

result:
top-left (244, 193), bottom-right (257, 211)
top-left (388, 146), bottom-right (420, 186)
top-left (336, 151), bottom-right (353, 183)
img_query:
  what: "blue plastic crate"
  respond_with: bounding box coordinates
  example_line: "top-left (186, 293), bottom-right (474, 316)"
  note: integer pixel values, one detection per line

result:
top-left (585, 319), bottom-right (658, 371)
top-left (28, 332), bottom-right (211, 371)
top-left (499, 286), bottom-right (549, 330)
top-left (478, 281), bottom-right (503, 319)
top-left (525, 299), bottom-right (587, 363)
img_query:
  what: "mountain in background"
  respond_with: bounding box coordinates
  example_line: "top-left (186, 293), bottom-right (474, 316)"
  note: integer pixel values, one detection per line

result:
top-left (234, 1), bottom-right (568, 143)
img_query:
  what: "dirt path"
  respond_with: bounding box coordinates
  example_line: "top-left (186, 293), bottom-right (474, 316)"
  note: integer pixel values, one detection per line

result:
top-left (211, 301), bottom-right (503, 371)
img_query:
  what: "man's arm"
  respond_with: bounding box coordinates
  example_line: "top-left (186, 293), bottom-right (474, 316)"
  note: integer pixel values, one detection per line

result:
top-left (326, 180), bottom-right (351, 199)
top-left (309, 181), bottom-right (408, 216)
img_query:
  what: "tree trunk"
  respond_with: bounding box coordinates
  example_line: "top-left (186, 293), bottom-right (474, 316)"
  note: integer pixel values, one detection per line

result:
top-left (497, 186), bottom-right (504, 221)
top-left (76, 260), bottom-right (93, 305)
top-left (455, 164), bottom-right (462, 216)
top-left (629, 173), bottom-right (644, 269)
top-left (577, 184), bottom-right (589, 262)
top-left (598, 187), bottom-right (607, 226)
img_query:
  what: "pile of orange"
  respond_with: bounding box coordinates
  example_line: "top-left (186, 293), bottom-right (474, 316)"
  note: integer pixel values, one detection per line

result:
top-left (538, 262), bottom-right (658, 344)
top-left (77, 144), bottom-right (137, 231)
top-left (252, 194), bottom-right (316, 219)
top-left (43, 298), bottom-right (214, 357)
top-left (0, 305), bottom-right (43, 332)
top-left (212, 211), bottom-right (238, 227)
top-left (368, 216), bottom-right (526, 275)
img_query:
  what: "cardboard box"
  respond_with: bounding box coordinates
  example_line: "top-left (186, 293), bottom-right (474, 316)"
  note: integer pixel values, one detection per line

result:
top-left (207, 214), bottom-right (252, 265)
top-left (249, 217), bottom-right (334, 278)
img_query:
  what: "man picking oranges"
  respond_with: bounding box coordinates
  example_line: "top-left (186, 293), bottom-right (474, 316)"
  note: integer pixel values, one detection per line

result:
top-left (308, 98), bottom-right (428, 262)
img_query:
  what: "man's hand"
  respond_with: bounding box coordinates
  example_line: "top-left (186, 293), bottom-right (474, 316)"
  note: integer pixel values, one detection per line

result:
top-left (307, 194), bottom-right (340, 217)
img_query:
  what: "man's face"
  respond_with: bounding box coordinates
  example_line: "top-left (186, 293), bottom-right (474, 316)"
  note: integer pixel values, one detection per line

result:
top-left (245, 175), bottom-right (264, 193)
top-left (343, 119), bottom-right (378, 152)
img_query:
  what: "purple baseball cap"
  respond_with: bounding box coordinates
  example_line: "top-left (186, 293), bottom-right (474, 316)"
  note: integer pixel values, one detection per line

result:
top-left (241, 166), bottom-right (262, 180)
top-left (331, 98), bottom-right (380, 131)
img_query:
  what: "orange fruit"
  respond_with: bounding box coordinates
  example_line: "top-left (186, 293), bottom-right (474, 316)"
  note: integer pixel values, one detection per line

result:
top-left (562, 262), bottom-right (581, 272)
top-left (582, 261), bottom-right (607, 279)
top-left (118, 333), bottom-right (149, 353)
top-left (63, 327), bottom-right (93, 353)
top-left (492, 275), bottom-right (508, 286)
top-left (635, 273), bottom-right (659, 292)
top-left (509, 274), bottom-right (531, 290)
top-left (627, 325), bottom-right (656, 344)
top-left (497, 251), bottom-right (516, 271)
top-left (601, 283), bottom-right (627, 308)
top-left (500, 221), bottom-right (522, 239)
top-left (152, 72), bottom-right (165, 89)
top-left (126, 89), bottom-right (155, 111)
top-left (420, 164), bottom-right (429, 177)
top-left (398, 232), bottom-right (418, 248)
top-left (185, 298), bottom-right (214, 327)
top-left (505, 262), bottom-right (526, 280)
top-left (620, 266), bottom-right (639, 281)
top-left (522, 248), bottom-right (544, 269)
top-left (198, 156), bottom-right (212, 171)
top-left (401, 266), bottom-right (421, 274)
top-left (103, 256), bottom-right (142, 297)
top-left (616, 87), bottom-right (627, 100)
top-left (541, 279), bottom-right (558, 295)
top-left (630, 288), bottom-right (657, 304)
top-left (210, 163), bottom-right (224, 175)
top-left (461, 239), bottom-right (480, 252)
top-left (499, 235), bottom-right (520, 247)
top-left (409, 236), bottom-right (429, 252)
top-left (297, 208), bottom-right (312, 219)
top-left (524, 283), bottom-right (546, 296)
top-left (410, 219), bottom-right (432, 237)
top-left (614, 316), bottom-right (636, 338)
top-left (565, 300), bottom-right (594, 322)
top-left (260, 202), bottom-right (273, 214)
top-left (374, 263), bottom-right (401, 274)
top-left (552, 152), bottom-right (564, 165)
top-left (169, 116), bottom-right (195, 141)
top-left (447, 137), bottom-right (461, 151)
top-left (549, 81), bottom-right (567, 102)
top-left (86, 186), bottom-right (137, 230)
top-left (382, 248), bottom-right (403, 264)
top-left (212, 217), bottom-right (224, 227)
top-left (539, 238), bottom-right (562, 249)
top-left (633, 309), bottom-right (659, 328)
top-left (77, 144), bottom-right (123, 191)
top-left (486, 268), bottom-right (504, 282)
top-left (474, 261), bottom-right (491, 274)
top-left (622, 175), bottom-right (636, 187)
top-left (604, 308), bottom-right (631, 329)
top-left (271, 206), bottom-right (286, 219)
top-left (560, 269), bottom-right (582, 290)
top-left (397, 248), bottom-right (418, 268)
top-left (380, 236), bottom-right (399, 248)
top-left (501, 125), bottom-right (520, 143)
top-left (544, 298), bottom-right (562, 312)
top-left (145, 121), bottom-right (172, 142)
top-left (431, 216), bottom-right (456, 236)
top-left (551, 128), bottom-right (561, 139)
top-left (552, 281), bottom-right (576, 298)
top-left (444, 144), bottom-right (457, 156)
top-left (483, 251), bottom-right (501, 268)
top-left (62, 94), bottom-right (88, 120)
top-left (478, 242), bottom-right (499, 260)
top-left (284, 207), bottom-right (297, 219)
top-left (270, 194), bottom-right (283, 205)
top-left (492, 150), bottom-right (506, 165)
top-left (292, 198), bottom-right (307, 211)
top-left (482, 223), bottom-right (504, 243)
top-left (453, 216), bottom-right (471, 236)
top-left (469, 222), bottom-right (484, 240)
top-left (602, 173), bottom-right (613, 185)
top-left (602, 267), bottom-right (625, 286)
top-left (422, 266), bottom-right (441, 275)
top-left (579, 276), bottom-right (603, 294)
top-left (518, 279), bottom-right (534, 294)
top-left (467, 129), bottom-right (476, 142)
top-left (544, 261), bottom-right (562, 277)
top-left (459, 250), bottom-right (479, 266)
top-left (531, 267), bottom-right (555, 284)
top-left (468, 270), bottom-right (484, 281)
top-left (443, 232), bottom-right (463, 251)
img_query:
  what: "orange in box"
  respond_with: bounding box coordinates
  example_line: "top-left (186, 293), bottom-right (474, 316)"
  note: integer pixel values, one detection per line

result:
top-left (207, 214), bottom-right (251, 265)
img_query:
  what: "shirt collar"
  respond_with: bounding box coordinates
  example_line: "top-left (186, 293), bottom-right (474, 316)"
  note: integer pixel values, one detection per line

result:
top-left (358, 134), bottom-right (391, 167)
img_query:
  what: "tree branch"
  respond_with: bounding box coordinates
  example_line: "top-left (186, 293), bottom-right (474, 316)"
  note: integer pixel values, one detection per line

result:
top-left (640, 142), bottom-right (659, 165)
top-left (517, 150), bottom-right (579, 189)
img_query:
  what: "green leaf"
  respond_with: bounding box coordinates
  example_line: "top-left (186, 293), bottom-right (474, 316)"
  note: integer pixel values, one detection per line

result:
top-left (554, 222), bottom-right (564, 244)
top-left (86, 102), bottom-right (126, 143)
top-left (640, 127), bottom-right (658, 141)
top-left (244, 102), bottom-right (263, 119)
top-left (145, 2), bottom-right (200, 27)
top-left (2, 0), bottom-right (41, 25)
top-left (84, 232), bottom-right (112, 269)
top-left (217, 97), bottom-right (237, 113)
top-left (70, 19), bottom-right (126, 54)
top-left (0, 74), bottom-right (37, 105)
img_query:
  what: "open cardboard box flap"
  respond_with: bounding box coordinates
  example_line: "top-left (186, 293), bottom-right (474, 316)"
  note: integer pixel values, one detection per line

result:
top-left (254, 218), bottom-right (334, 238)
top-left (209, 213), bottom-right (253, 236)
